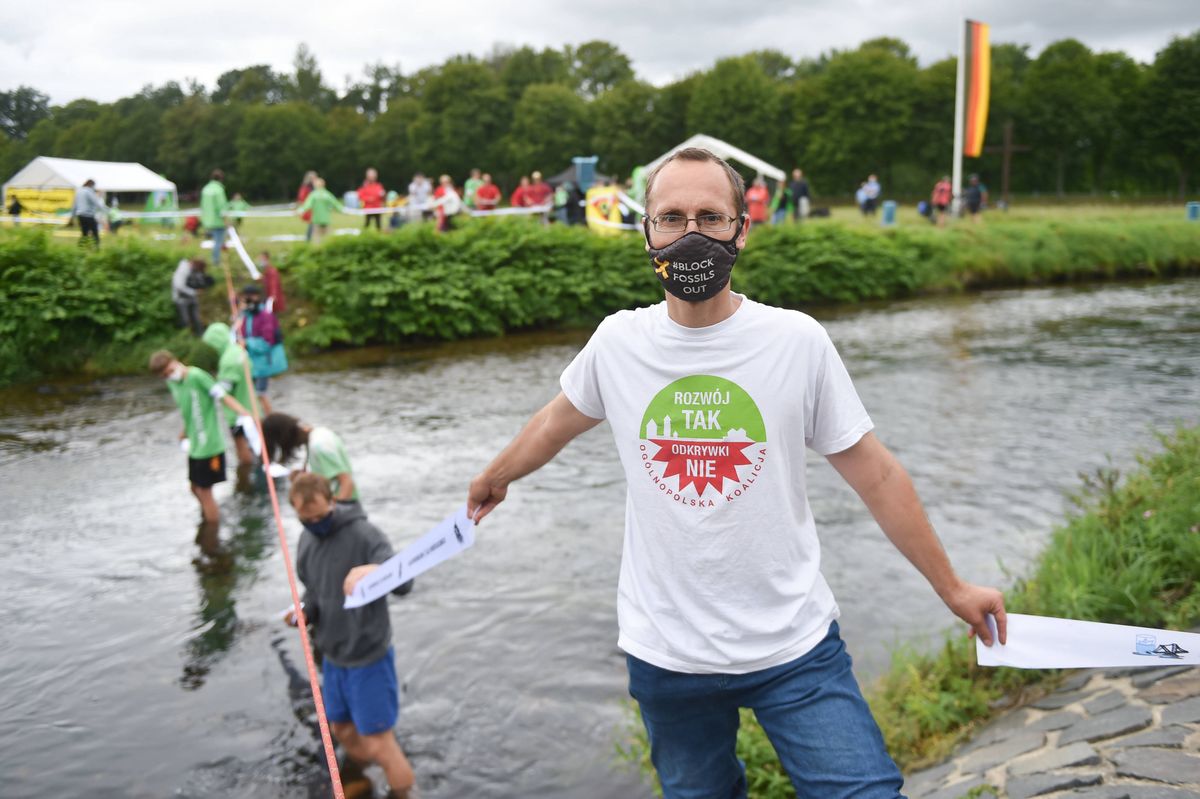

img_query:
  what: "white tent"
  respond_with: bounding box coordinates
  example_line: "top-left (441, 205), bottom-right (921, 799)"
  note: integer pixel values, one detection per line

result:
top-left (3, 156), bottom-right (176, 215)
top-left (644, 134), bottom-right (786, 183)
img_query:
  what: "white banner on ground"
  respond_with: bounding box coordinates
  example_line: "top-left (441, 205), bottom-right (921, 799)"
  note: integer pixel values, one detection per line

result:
top-left (225, 225), bottom-right (261, 280)
top-left (977, 612), bottom-right (1199, 669)
top-left (468, 203), bottom-right (552, 217)
top-left (343, 505), bottom-right (475, 609)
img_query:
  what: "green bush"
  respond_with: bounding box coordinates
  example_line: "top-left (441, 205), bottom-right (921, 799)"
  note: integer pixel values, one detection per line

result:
top-left (3, 216), bottom-right (1198, 386)
top-left (0, 229), bottom-right (187, 383)
top-left (284, 219), bottom-right (654, 349)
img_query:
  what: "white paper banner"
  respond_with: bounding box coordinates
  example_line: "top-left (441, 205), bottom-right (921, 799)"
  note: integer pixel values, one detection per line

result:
top-left (977, 612), bottom-right (1199, 669)
top-left (343, 505), bottom-right (475, 609)
top-left (225, 225), bottom-right (261, 280)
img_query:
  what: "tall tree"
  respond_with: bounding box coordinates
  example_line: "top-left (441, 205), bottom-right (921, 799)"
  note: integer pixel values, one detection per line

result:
top-left (357, 97), bottom-right (420, 189)
top-left (288, 44), bottom-right (335, 111)
top-left (1021, 39), bottom-right (1113, 195)
top-left (567, 41), bottom-right (634, 99)
top-left (0, 87), bottom-right (51, 140)
top-left (319, 106), bottom-right (367, 191)
top-left (342, 62), bottom-right (401, 119)
top-left (748, 49), bottom-right (795, 82)
top-left (405, 61), bottom-right (510, 180)
top-left (902, 57), bottom-right (957, 193)
top-left (505, 83), bottom-right (590, 177)
top-left (157, 99), bottom-right (244, 192)
top-left (497, 46), bottom-right (571, 102)
top-left (212, 65), bottom-right (288, 105)
top-left (1090, 51), bottom-right (1144, 191)
top-left (1144, 31), bottom-right (1200, 196)
top-left (590, 81), bottom-right (660, 178)
top-left (650, 75), bottom-right (699, 154)
top-left (789, 42), bottom-right (919, 195)
top-left (235, 103), bottom-right (325, 199)
top-left (687, 57), bottom-right (782, 169)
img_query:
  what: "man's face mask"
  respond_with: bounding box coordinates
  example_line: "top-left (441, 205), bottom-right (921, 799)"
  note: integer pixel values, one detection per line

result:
top-left (301, 510), bottom-right (335, 538)
top-left (644, 218), bottom-right (744, 303)
top-left (166, 365), bottom-right (186, 382)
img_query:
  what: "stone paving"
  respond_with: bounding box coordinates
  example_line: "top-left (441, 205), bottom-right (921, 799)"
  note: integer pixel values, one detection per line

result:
top-left (904, 666), bottom-right (1200, 799)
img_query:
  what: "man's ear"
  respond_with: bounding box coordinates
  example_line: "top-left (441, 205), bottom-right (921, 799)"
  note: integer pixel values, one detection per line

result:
top-left (642, 217), bottom-right (652, 252)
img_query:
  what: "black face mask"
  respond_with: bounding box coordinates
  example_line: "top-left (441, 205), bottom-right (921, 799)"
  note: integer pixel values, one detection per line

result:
top-left (644, 220), bottom-right (743, 302)
top-left (302, 511), bottom-right (335, 538)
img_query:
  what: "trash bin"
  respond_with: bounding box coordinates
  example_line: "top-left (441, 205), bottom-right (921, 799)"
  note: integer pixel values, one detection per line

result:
top-left (1187, 201), bottom-right (1199, 222)
top-left (881, 200), bottom-right (897, 226)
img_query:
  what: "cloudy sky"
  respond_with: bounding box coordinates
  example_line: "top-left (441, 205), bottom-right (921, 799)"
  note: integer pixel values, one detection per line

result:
top-left (3, 0), bottom-right (1197, 105)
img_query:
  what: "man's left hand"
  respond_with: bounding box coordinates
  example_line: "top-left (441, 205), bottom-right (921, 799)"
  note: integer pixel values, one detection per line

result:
top-left (941, 581), bottom-right (1007, 646)
top-left (344, 564), bottom-right (379, 596)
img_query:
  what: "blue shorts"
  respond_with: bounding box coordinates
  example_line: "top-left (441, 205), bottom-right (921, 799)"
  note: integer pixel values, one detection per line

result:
top-left (322, 647), bottom-right (398, 735)
top-left (252, 375), bottom-right (269, 393)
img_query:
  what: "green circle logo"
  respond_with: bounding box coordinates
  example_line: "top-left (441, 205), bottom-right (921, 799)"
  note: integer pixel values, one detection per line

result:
top-left (639, 375), bottom-right (767, 500)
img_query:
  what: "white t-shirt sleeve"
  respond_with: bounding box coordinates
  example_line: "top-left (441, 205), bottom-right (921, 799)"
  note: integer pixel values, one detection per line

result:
top-left (559, 325), bottom-right (608, 421)
top-left (805, 329), bottom-right (873, 455)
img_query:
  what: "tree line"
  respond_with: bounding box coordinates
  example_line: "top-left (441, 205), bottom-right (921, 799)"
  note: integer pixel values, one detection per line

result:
top-left (1, 33), bottom-right (1196, 202)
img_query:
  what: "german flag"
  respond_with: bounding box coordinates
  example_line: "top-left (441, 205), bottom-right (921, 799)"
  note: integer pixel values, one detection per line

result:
top-left (963, 20), bottom-right (991, 157)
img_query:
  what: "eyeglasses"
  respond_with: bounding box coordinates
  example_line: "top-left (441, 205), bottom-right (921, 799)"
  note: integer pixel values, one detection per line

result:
top-left (647, 213), bottom-right (740, 234)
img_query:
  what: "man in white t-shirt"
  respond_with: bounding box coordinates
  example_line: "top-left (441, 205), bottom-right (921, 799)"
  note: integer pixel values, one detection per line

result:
top-left (467, 147), bottom-right (1007, 798)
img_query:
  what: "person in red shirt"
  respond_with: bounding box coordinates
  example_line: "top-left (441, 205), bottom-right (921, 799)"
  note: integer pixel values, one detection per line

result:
top-left (524, 170), bottom-right (553, 208)
top-left (510, 176), bottom-right (530, 208)
top-left (357, 168), bottom-right (385, 231)
top-left (744, 176), bottom-right (771, 225)
top-left (475, 173), bottom-right (501, 212)
top-left (257, 251), bottom-right (286, 315)
top-left (297, 170), bottom-right (316, 242)
top-left (931, 175), bottom-right (952, 227)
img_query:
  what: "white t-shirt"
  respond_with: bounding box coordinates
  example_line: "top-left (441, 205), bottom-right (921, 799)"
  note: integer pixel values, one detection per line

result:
top-left (560, 295), bottom-right (873, 674)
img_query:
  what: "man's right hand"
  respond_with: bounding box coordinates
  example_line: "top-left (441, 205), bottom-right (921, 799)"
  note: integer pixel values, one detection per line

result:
top-left (467, 474), bottom-right (508, 524)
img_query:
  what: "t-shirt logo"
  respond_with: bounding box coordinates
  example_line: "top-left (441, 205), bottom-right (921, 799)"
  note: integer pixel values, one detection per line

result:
top-left (638, 375), bottom-right (767, 508)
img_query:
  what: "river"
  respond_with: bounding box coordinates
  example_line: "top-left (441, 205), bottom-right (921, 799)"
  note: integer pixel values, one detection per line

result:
top-left (1, 278), bottom-right (1197, 798)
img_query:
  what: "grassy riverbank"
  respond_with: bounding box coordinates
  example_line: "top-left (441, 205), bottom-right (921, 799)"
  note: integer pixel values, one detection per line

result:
top-left (620, 424), bottom-right (1200, 796)
top-left (1, 212), bottom-right (1198, 385)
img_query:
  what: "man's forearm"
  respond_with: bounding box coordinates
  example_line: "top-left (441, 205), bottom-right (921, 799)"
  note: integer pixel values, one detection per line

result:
top-left (484, 401), bottom-right (574, 487)
top-left (859, 462), bottom-right (962, 599)
top-left (828, 434), bottom-right (962, 598)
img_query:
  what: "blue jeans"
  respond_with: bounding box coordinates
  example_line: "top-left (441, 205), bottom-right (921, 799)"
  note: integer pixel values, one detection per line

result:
top-left (627, 622), bottom-right (905, 799)
top-left (209, 226), bottom-right (226, 266)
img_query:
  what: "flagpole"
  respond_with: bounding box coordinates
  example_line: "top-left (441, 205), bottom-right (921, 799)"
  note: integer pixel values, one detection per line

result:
top-left (952, 17), bottom-right (966, 217)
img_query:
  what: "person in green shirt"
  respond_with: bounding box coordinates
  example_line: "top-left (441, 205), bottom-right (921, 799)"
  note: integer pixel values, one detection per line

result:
top-left (463, 168), bottom-right (483, 210)
top-left (227, 192), bottom-right (250, 229)
top-left (149, 349), bottom-right (253, 528)
top-left (200, 169), bottom-right (230, 267)
top-left (201, 323), bottom-right (256, 468)
top-left (261, 412), bottom-right (359, 502)
top-left (296, 177), bottom-right (344, 244)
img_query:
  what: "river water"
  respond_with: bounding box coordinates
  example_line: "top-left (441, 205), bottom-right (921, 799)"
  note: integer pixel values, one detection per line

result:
top-left (1, 279), bottom-right (1197, 798)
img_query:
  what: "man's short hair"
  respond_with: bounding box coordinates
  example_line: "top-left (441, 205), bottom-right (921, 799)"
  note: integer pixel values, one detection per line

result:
top-left (290, 472), bottom-right (333, 504)
top-left (148, 350), bottom-right (175, 373)
top-left (644, 148), bottom-right (746, 217)
top-left (211, 169), bottom-right (224, 182)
